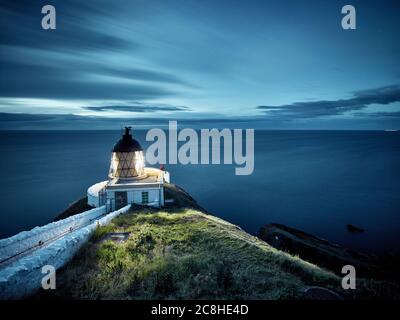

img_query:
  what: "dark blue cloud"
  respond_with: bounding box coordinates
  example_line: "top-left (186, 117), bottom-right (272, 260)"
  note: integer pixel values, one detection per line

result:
top-left (2, 111), bottom-right (400, 130)
top-left (88, 65), bottom-right (193, 87)
top-left (0, 62), bottom-right (173, 99)
top-left (258, 84), bottom-right (400, 119)
top-left (354, 111), bottom-right (400, 118)
top-left (0, 112), bottom-right (261, 130)
top-left (84, 104), bottom-right (190, 113)
top-left (0, 0), bottom-right (191, 100)
top-left (0, 0), bottom-right (134, 52)
top-left (0, 113), bottom-right (55, 122)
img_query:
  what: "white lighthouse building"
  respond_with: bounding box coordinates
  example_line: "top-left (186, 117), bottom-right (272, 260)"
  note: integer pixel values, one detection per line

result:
top-left (87, 127), bottom-right (170, 210)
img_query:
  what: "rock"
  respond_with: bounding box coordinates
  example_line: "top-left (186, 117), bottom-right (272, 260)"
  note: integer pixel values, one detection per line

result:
top-left (346, 224), bottom-right (365, 233)
top-left (258, 223), bottom-right (379, 278)
top-left (53, 197), bottom-right (93, 221)
top-left (302, 287), bottom-right (343, 300)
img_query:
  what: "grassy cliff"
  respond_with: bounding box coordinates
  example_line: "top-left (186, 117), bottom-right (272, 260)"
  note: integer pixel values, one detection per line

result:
top-left (38, 185), bottom-right (398, 300)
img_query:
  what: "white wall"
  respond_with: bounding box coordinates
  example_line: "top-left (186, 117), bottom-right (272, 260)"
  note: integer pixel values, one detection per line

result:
top-left (164, 171), bottom-right (170, 183)
top-left (107, 187), bottom-right (162, 209)
top-left (131, 189), bottom-right (160, 205)
top-left (0, 206), bottom-right (107, 264)
top-left (87, 181), bottom-right (108, 207)
top-left (87, 193), bottom-right (99, 207)
top-left (0, 205), bottom-right (131, 300)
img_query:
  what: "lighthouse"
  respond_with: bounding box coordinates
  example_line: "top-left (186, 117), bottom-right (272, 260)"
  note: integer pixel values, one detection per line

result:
top-left (87, 127), bottom-right (170, 210)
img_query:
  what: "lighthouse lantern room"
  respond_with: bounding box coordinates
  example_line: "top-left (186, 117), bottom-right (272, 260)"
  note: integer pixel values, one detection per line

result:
top-left (87, 127), bottom-right (170, 210)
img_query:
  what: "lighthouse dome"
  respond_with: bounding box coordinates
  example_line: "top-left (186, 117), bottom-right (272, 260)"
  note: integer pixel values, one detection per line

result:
top-left (109, 127), bottom-right (146, 180)
top-left (112, 127), bottom-right (143, 153)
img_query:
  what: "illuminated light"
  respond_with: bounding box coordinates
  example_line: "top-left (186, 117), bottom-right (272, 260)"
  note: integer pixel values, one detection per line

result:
top-left (108, 128), bottom-right (147, 180)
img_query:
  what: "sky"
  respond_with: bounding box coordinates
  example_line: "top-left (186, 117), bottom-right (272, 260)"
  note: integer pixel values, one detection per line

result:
top-left (0, 0), bottom-right (399, 129)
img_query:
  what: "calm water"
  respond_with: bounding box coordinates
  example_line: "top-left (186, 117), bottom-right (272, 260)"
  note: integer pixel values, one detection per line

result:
top-left (0, 130), bottom-right (399, 254)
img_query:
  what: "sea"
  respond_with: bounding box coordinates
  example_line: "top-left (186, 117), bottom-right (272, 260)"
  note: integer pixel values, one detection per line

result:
top-left (0, 130), bottom-right (399, 254)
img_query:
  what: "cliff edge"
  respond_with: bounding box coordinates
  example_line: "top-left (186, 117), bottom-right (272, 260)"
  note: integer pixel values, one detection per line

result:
top-left (36, 184), bottom-right (399, 300)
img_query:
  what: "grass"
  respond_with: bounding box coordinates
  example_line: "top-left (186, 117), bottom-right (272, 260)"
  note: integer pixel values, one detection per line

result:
top-left (36, 208), bottom-right (399, 300)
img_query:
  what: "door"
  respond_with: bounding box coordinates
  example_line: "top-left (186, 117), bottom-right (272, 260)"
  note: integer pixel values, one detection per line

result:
top-left (115, 191), bottom-right (127, 210)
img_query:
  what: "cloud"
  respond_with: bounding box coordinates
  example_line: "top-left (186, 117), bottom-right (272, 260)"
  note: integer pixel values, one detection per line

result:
top-left (89, 66), bottom-right (192, 86)
top-left (0, 112), bottom-right (258, 130)
top-left (0, 1), bottom-right (192, 101)
top-left (258, 84), bottom-right (400, 120)
top-left (0, 113), bottom-right (56, 122)
top-left (0, 1), bottom-right (134, 53)
top-left (1, 0), bottom-right (399, 131)
top-left (1, 111), bottom-right (400, 130)
top-left (84, 104), bottom-right (190, 113)
top-left (353, 111), bottom-right (400, 118)
top-left (0, 62), bottom-right (174, 100)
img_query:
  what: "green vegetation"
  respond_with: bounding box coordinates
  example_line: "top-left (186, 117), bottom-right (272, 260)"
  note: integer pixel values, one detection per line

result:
top-left (39, 207), bottom-right (397, 300)
top-left (37, 185), bottom-right (398, 300)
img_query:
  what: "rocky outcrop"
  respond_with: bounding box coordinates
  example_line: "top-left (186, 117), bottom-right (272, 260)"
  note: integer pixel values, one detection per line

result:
top-left (258, 223), bottom-right (380, 278)
top-left (163, 183), bottom-right (208, 212)
top-left (53, 197), bottom-right (93, 221)
top-left (346, 224), bottom-right (364, 233)
top-left (302, 287), bottom-right (344, 300)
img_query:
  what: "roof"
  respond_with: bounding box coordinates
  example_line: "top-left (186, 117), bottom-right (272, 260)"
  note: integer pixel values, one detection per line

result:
top-left (112, 127), bottom-right (143, 153)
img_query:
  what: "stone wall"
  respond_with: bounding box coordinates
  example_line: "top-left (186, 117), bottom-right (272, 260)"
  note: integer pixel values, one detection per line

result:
top-left (0, 204), bottom-right (131, 299)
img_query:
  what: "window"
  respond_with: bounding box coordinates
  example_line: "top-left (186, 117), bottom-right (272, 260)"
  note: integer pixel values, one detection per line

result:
top-left (141, 191), bottom-right (149, 204)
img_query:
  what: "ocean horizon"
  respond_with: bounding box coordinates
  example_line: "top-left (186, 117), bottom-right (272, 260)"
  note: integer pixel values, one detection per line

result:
top-left (1, 129), bottom-right (399, 255)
